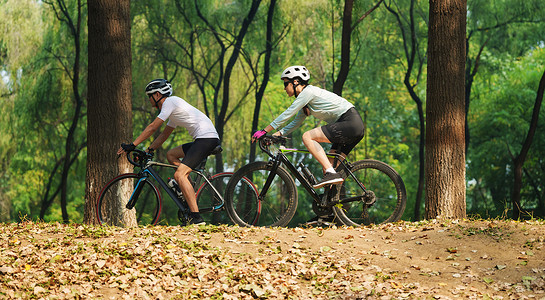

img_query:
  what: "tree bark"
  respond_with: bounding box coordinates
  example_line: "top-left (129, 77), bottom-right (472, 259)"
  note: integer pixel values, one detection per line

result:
top-left (425, 0), bottom-right (467, 219)
top-left (85, 0), bottom-right (134, 225)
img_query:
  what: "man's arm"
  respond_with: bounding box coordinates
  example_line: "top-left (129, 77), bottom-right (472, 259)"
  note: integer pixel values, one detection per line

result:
top-left (133, 117), bottom-right (164, 146)
top-left (148, 125), bottom-right (175, 150)
top-left (117, 117), bottom-right (164, 155)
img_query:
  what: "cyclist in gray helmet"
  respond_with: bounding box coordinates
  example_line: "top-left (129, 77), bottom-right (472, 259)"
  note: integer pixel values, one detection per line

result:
top-left (252, 66), bottom-right (364, 188)
top-left (118, 79), bottom-right (220, 225)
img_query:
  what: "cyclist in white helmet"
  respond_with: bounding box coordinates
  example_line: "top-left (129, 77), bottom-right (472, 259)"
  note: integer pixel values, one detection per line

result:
top-left (252, 66), bottom-right (364, 188)
top-left (118, 78), bottom-right (220, 225)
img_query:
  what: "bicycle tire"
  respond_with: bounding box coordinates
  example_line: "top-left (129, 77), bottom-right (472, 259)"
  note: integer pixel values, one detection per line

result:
top-left (225, 161), bottom-right (298, 227)
top-left (333, 159), bottom-right (406, 226)
top-left (195, 172), bottom-right (234, 225)
top-left (97, 173), bottom-right (162, 226)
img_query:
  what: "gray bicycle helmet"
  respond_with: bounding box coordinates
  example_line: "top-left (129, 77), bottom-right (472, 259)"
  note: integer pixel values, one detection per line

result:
top-left (280, 66), bottom-right (310, 83)
top-left (145, 79), bottom-right (173, 97)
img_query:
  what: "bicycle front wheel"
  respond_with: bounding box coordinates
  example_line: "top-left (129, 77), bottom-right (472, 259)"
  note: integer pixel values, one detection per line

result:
top-left (333, 159), bottom-right (406, 226)
top-left (97, 173), bottom-right (162, 226)
top-left (225, 161), bottom-right (298, 227)
top-left (195, 172), bottom-right (233, 225)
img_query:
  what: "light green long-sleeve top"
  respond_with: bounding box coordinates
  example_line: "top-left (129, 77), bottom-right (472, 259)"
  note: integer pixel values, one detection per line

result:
top-left (270, 85), bottom-right (354, 135)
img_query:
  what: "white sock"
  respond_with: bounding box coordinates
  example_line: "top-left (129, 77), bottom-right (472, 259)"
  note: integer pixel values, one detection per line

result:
top-left (325, 167), bottom-right (335, 174)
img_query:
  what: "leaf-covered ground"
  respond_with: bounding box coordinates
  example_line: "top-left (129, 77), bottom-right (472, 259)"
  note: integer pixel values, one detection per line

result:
top-left (1, 219), bottom-right (544, 299)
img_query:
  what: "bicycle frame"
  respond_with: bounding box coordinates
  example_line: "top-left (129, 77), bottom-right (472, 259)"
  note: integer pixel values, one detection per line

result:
top-left (258, 136), bottom-right (368, 206)
top-left (128, 155), bottom-right (226, 215)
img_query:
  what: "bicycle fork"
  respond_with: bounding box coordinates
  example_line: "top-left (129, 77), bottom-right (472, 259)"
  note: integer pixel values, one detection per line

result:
top-left (126, 176), bottom-right (148, 210)
top-left (259, 159), bottom-right (282, 200)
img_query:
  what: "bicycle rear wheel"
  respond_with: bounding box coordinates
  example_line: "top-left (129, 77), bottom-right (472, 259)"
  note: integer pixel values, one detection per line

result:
top-left (333, 159), bottom-right (406, 226)
top-left (195, 172), bottom-right (234, 225)
top-left (225, 161), bottom-right (298, 227)
top-left (97, 173), bottom-right (162, 226)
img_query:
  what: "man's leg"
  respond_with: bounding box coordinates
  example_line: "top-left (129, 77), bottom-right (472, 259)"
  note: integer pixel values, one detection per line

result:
top-left (174, 163), bottom-right (199, 213)
top-left (167, 146), bottom-right (185, 166)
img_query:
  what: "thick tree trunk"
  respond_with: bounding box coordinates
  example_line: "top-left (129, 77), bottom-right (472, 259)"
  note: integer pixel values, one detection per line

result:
top-left (85, 0), bottom-right (134, 225)
top-left (425, 0), bottom-right (467, 219)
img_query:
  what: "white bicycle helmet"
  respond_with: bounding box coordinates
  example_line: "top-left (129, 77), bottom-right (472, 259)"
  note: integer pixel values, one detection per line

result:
top-left (145, 79), bottom-right (173, 97)
top-left (280, 66), bottom-right (310, 82)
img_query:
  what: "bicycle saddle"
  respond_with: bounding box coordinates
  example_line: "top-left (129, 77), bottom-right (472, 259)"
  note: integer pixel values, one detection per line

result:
top-left (209, 145), bottom-right (223, 155)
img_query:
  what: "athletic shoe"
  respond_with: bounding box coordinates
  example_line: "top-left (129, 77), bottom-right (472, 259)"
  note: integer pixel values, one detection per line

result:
top-left (312, 172), bottom-right (343, 189)
top-left (188, 214), bottom-right (206, 226)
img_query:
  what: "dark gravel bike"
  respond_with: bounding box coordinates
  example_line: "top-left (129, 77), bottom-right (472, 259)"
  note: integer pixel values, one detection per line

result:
top-left (224, 135), bottom-right (407, 227)
top-left (97, 147), bottom-right (255, 226)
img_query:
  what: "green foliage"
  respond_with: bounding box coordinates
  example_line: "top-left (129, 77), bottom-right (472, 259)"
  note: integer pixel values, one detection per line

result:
top-left (468, 48), bottom-right (545, 217)
top-left (1, 0), bottom-right (87, 222)
top-left (0, 0), bottom-right (543, 223)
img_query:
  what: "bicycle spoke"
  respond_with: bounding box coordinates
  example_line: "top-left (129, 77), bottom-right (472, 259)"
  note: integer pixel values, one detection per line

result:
top-left (334, 160), bottom-right (406, 226)
top-left (196, 173), bottom-right (233, 225)
top-left (97, 174), bottom-right (161, 226)
top-left (226, 161), bottom-right (298, 227)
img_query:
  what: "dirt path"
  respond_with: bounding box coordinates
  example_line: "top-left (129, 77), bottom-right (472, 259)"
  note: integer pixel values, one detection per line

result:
top-left (1, 219), bottom-right (544, 299)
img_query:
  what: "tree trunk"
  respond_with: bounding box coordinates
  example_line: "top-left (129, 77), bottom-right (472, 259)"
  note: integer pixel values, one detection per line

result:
top-left (59, 0), bottom-right (83, 223)
top-left (85, 0), bottom-right (134, 226)
top-left (39, 0), bottom-right (84, 223)
top-left (384, 0), bottom-right (426, 221)
top-left (332, 0), bottom-right (354, 97)
top-left (512, 69), bottom-right (545, 219)
top-left (0, 189), bottom-right (9, 222)
top-left (218, 0), bottom-right (262, 141)
top-left (333, 0), bottom-right (383, 96)
top-left (250, 0), bottom-right (276, 163)
top-left (425, 0), bottom-right (467, 219)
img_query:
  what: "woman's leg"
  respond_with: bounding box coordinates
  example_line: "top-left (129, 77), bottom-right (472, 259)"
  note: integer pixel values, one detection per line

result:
top-left (302, 127), bottom-right (332, 171)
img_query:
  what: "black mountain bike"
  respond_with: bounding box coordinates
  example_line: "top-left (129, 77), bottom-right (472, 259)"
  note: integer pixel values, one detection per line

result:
top-left (224, 135), bottom-right (407, 227)
top-left (97, 146), bottom-right (254, 226)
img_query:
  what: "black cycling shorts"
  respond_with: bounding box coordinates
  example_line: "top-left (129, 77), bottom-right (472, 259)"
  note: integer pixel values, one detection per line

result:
top-left (321, 107), bottom-right (364, 155)
top-left (181, 138), bottom-right (221, 169)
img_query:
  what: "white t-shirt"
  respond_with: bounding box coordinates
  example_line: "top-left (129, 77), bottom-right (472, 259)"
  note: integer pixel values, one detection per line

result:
top-left (157, 96), bottom-right (219, 140)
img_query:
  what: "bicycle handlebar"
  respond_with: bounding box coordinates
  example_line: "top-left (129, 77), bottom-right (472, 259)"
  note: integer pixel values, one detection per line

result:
top-left (257, 135), bottom-right (288, 156)
top-left (125, 149), bottom-right (154, 167)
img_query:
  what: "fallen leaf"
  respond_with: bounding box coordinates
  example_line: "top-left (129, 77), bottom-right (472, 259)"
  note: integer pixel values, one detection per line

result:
top-left (96, 260), bottom-right (106, 268)
top-left (495, 265), bottom-right (507, 270)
